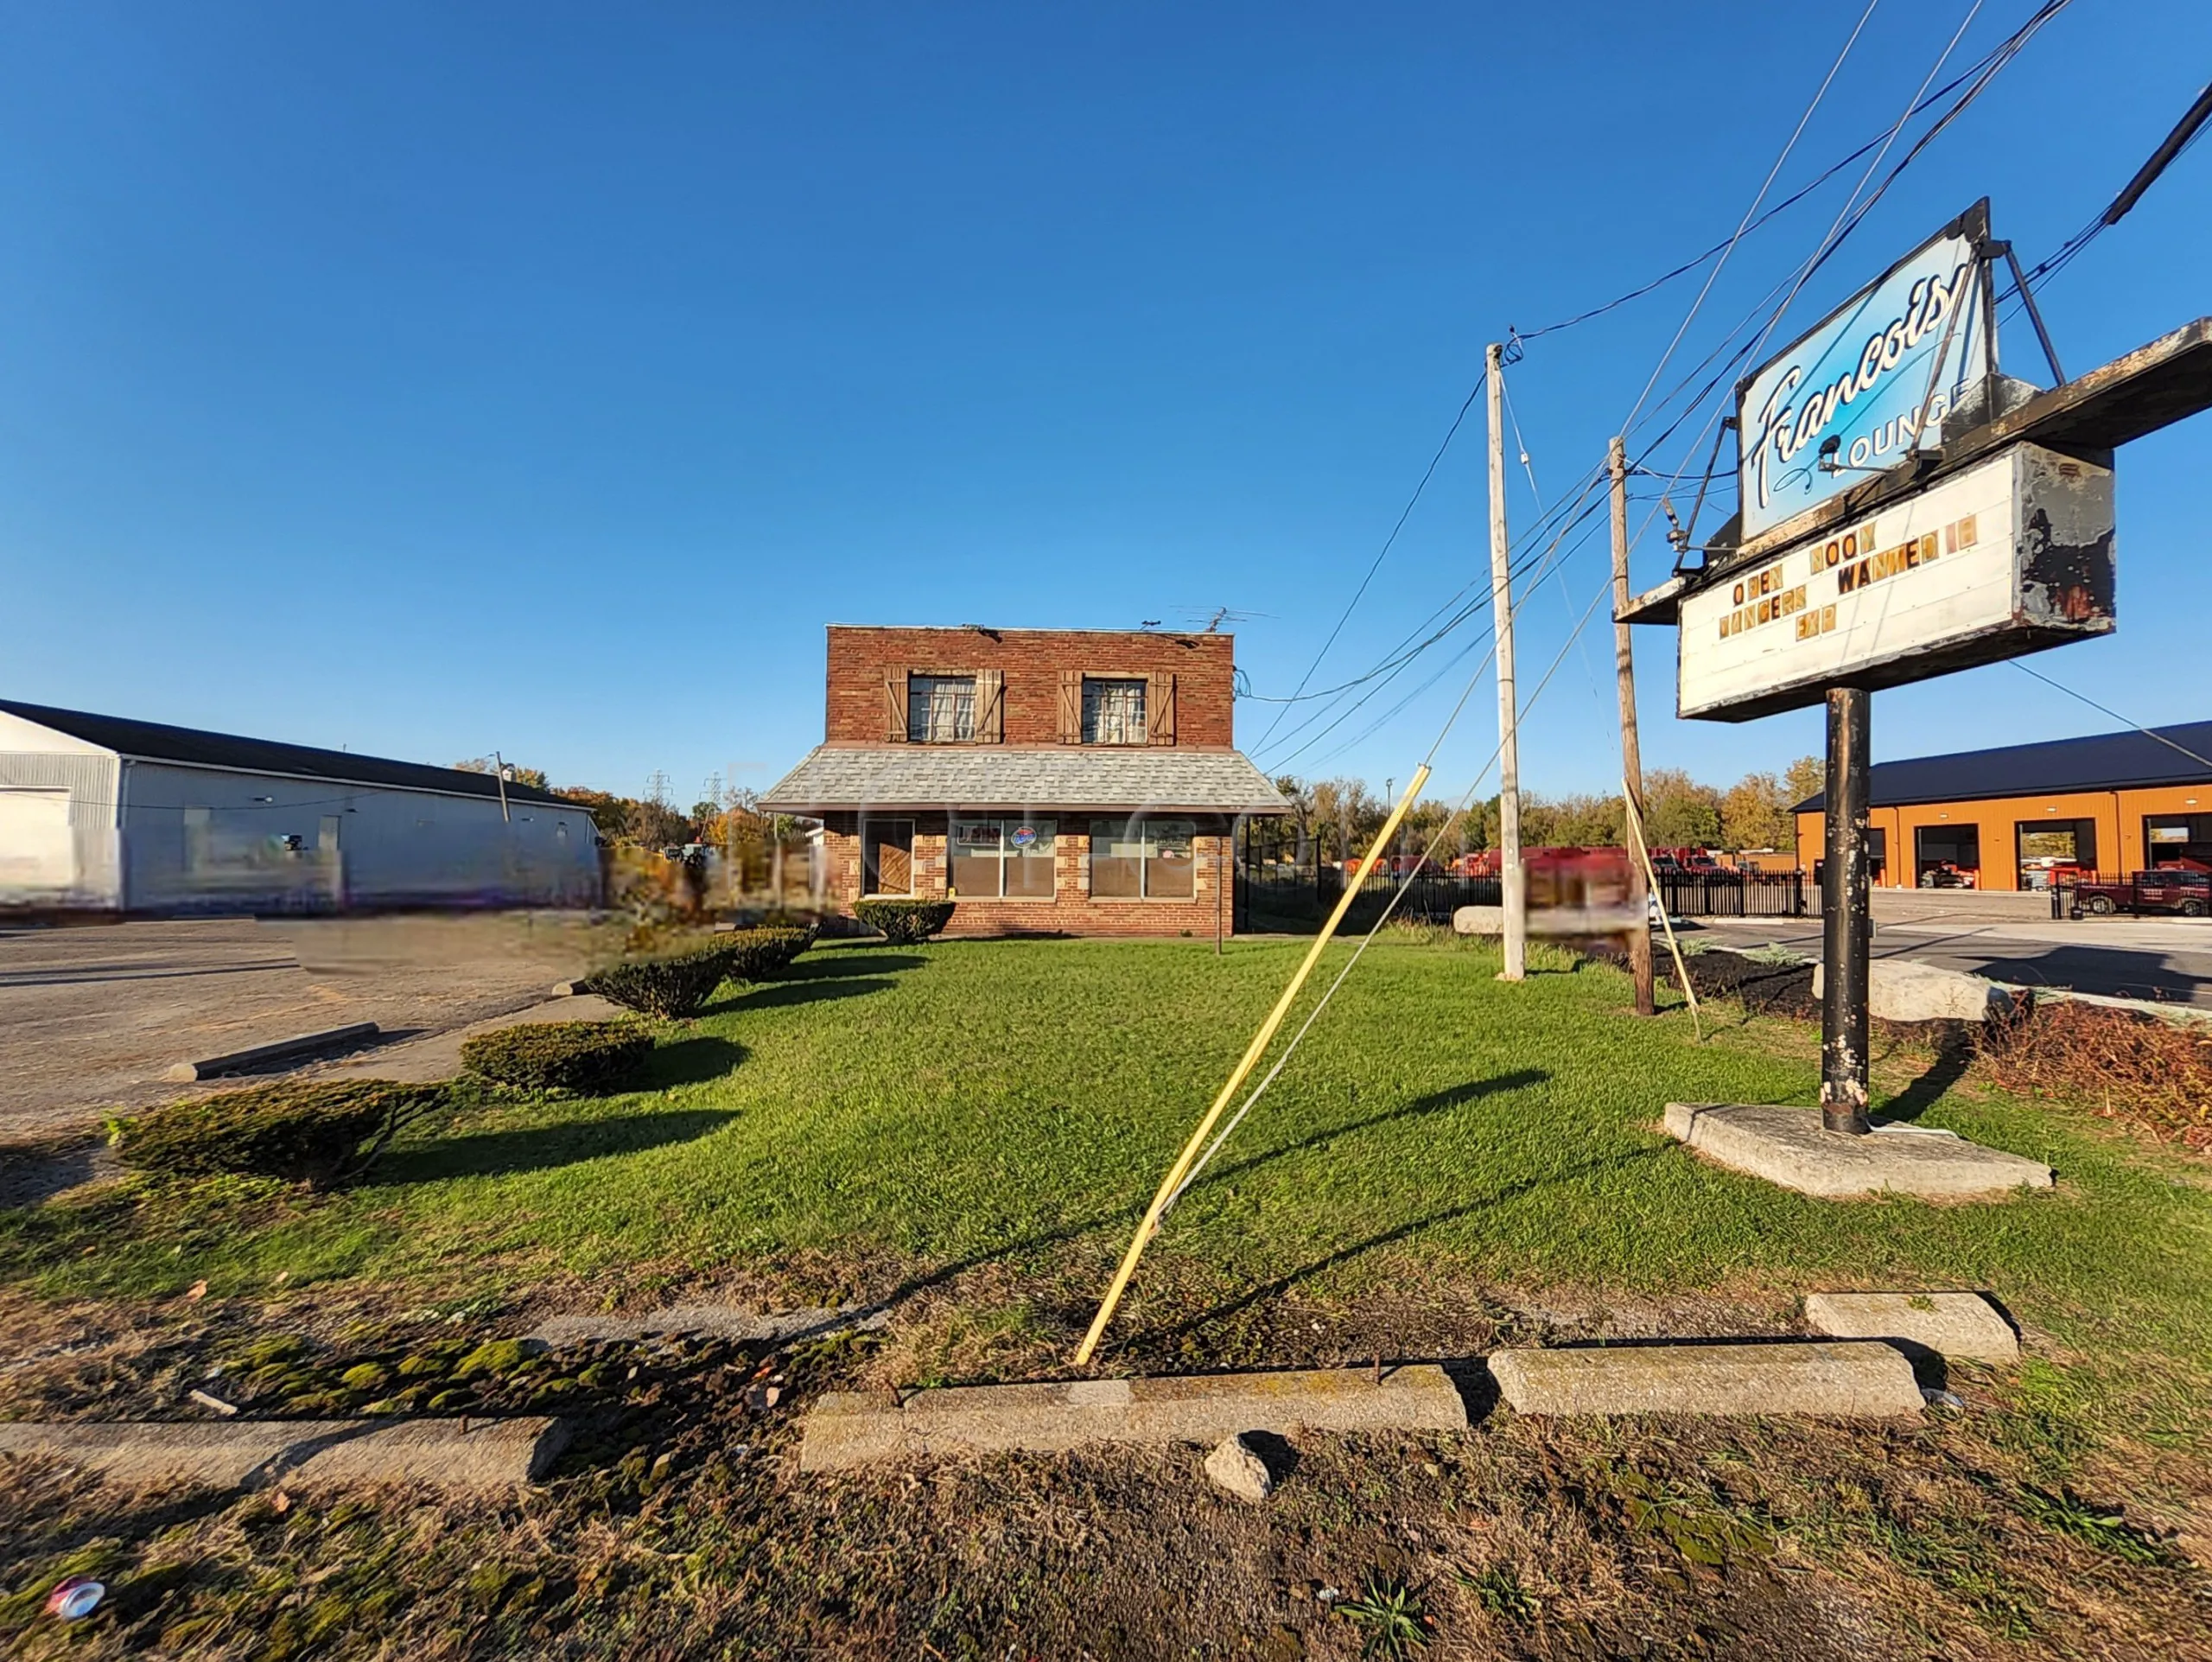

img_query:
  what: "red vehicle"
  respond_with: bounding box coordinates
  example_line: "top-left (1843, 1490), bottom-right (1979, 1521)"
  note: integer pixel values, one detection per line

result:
top-left (2070, 863), bottom-right (2211, 919)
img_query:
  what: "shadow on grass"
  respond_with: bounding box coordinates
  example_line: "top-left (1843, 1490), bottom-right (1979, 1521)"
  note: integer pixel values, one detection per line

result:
top-left (782, 952), bottom-right (928, 981)
top-left (1192, 1071), bottom-right (1549, 1194)
top-left (1879, 1028), bottom-right (1977, 1124)
top-left (644, 1035), bottom-right (747, 1086)
top-left (372, 1108), bottom-right (736, 1185)
top-left (721, 977), bottom-right (895, 1013)
top-left (1141, 1143), bottom-right (1668, 1352)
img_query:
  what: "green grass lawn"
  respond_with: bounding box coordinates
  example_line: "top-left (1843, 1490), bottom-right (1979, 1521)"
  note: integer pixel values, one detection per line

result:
top-left (9, 934), bottom-right (2212, 1401)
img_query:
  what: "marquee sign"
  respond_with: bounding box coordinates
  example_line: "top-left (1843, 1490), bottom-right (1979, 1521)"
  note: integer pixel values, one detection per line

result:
top-left (1679, 442), bottom-right (2113, 721)
top-left (1737, 201), bottom-right (1997, 542)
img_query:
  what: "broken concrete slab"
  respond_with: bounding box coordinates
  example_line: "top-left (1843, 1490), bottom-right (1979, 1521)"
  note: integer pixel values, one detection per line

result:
top-left (1664, 1103), bottom-right (2054, 1200)
top-left (1804, 1291), bottom-right (2020, 1364)
top-left (1490, 1341), bottom-right (1923, 1419)
top-left (0, 1417), bottom-right (569, 1493)
top-left (165, 1022), bottom-right (381, 1082)
top-left (1811, 959), bottom-right (2012, 1023)
top-left (530, 1302), bottom-right (889, 1349)
top-left (799, 1364), bottom-right (1467, 1473)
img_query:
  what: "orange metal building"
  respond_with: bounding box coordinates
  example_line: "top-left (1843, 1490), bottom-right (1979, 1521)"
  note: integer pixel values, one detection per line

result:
top-left (1792, 721), bottom-right (2212, 892)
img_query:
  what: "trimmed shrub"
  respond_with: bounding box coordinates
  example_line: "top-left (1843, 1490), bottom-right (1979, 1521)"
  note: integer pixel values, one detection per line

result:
top-left (582, 941), bottom-right (735, 1019)
top-left (111, 1079), bottom-right (447, 1188)
top-left (854, 899), bottom-right (954, 945)
top-left (460, 1021), bottom-right (653, 1093)
top-left (721, 924), bottom-right (817, 984)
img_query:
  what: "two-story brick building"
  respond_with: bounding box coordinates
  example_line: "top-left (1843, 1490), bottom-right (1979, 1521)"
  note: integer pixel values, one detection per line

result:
top-left (760, 626), bottom-right (1288, 936)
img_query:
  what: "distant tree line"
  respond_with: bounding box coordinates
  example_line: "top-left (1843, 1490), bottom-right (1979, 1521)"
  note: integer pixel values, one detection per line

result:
top-left (1269, 755), bottom-right (1826, 863)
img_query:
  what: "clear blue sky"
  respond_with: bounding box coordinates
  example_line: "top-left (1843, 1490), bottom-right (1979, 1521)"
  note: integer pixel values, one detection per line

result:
top-left (3, 2), bottom-right (2205, 807)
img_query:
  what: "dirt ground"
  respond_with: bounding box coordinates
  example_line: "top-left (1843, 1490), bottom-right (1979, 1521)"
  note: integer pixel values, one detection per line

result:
top-left (2, 1251), bottom-right (2207, 1661)
top-left (0, 914), bottom-right (620, 1143)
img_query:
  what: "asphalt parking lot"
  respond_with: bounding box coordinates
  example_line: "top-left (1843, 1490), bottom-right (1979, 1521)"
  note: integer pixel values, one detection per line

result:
top-left (0, 914), bottom-right (620, 1143)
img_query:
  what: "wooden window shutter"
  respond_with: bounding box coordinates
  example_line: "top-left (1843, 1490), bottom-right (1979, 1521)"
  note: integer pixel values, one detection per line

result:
top-left (1147, 672), bottom-right (1177, 745)
top-left (885, 671), bottom-right (910, 742)
top-left (1058, 670), bottom-right (1082, 744)
top-left (976, 668), bottom-right (1005, 743)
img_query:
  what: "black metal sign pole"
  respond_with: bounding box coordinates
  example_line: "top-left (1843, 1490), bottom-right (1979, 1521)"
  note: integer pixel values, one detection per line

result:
top-left (1820, 687), bottom-right (1873, 1135)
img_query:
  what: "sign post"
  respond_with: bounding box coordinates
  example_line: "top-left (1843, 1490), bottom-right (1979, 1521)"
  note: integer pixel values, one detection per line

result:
top-left (1818, 689), bottom-right (1872, 1135)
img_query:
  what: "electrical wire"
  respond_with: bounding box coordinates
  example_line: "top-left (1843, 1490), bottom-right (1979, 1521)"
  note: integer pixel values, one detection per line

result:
top-left (1165, 563), bottom-right (1625, 1217)
top-left (1247, 371), bottom-right (1487, 755)
top-left (2008, 661), bottom-right (2212, 774)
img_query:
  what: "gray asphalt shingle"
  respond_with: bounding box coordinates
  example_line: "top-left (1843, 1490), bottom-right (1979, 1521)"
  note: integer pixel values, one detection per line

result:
top-left (759, 746), bottom-right (1290, 814)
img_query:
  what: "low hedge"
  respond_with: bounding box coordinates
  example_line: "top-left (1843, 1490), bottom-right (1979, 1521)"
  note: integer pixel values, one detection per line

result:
top-left (721, 924), bottom-right (817, 984)
top-left (854, 899), bottom-right (955, 944)
top-left (582, 941), bottom-right (735, 1019)
top-left (460, 1021), bottom-right (653, 1092)
top-left (111, 1079), bottom-right (447, 1188)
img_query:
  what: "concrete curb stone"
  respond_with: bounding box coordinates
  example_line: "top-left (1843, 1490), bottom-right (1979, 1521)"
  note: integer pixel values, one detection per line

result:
top-left (1489, 1340), bottom-right (1923, 1418)
top-left (1803, 1290), bottom-right (2020, 1363)
top-left (799, 1364), bottom-right (1468, 1473)
top-left (0, 1417), bottom-right (569, 1493)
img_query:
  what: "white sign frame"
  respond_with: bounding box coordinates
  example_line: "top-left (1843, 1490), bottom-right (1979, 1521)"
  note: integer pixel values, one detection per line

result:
top-left (1679, 443), bottom-right (2114, 721)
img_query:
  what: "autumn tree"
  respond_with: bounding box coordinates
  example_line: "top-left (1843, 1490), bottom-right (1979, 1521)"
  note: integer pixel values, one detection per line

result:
top-left (1719, 771), bottom-right (1793, 850)
top-left (1642, 769), bottom-right (1724, 848)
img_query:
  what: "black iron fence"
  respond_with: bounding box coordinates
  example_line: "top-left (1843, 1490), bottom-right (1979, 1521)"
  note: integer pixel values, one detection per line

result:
top-left (1656, 870), bottom-right (1808, 919)
top-left (1235, 858), bottom-right (1807, 932)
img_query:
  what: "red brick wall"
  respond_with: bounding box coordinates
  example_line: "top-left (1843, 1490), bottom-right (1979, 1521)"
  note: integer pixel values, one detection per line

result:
top-left (821, 812), bottom-right (1236, 938)
top-left (824, 627), bottom-right (1236, 748)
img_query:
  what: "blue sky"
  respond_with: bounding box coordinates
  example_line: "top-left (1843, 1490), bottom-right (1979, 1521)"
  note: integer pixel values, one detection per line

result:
top-left (3, 2), bottom-right (2205, 807)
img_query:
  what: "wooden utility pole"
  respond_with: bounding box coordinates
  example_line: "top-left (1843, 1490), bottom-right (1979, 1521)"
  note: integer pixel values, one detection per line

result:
top-left (1609, 437), bottom-right (1655, 1016)
top-left (1486, 342), bottom-right (1525, 980)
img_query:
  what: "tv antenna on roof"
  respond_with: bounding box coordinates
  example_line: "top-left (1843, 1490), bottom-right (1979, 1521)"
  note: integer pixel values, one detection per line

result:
top-left (1179, 607), bottom-right (1269, 634)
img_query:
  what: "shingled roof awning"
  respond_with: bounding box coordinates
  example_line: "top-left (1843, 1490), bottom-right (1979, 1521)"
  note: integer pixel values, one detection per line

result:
top-left (760, 746), bottom-right (1291, 815)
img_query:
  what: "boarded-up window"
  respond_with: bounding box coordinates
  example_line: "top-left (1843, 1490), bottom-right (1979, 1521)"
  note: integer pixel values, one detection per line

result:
top-left (862, 819), bottom-right (914, 895)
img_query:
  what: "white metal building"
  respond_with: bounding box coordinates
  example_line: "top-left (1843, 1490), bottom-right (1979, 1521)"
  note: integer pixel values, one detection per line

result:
top-left (0, 700), bottom-right (602, 914)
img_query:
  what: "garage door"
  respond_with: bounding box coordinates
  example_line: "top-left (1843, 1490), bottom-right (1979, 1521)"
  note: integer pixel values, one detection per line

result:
top-left (0, 789), bottom-right (76, 895)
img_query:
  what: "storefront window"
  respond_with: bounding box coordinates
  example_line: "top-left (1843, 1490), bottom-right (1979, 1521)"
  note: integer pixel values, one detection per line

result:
top-left (950, 818), bottom-right (1056, 899)
top-left (1090, 817), bottom-right (1196, 899)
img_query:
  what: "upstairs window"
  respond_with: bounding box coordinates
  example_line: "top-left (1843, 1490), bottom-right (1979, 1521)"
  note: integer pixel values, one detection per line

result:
top-left (1082, 678), bottom-right (1147, 746)
top-left (907, 675), bottom-right (976, 743)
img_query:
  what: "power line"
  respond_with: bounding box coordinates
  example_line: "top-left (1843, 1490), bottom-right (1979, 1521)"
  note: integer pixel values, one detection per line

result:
top-left (1510, 9), bottom-right (2071, 344)
top-left (2008, 661), bottom-right (2212, 774)
top-left (1248, 370), bottom-right (1487, 755)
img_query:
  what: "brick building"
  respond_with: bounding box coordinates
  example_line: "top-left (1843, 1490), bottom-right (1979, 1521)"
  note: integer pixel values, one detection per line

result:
top-left (760, 626), bottom-right (1288, 936)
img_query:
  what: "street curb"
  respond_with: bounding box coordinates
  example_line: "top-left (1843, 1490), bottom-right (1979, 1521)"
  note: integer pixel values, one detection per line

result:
top-left (800, 1364), bottom-right (1468, 1473)
top-left (164, 1023), bottom-right (382, 1082)
top-left (0, 1417), bottom-right (569, 1493)
top-left (1490, 1340), bottom-right (1924, 1418)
